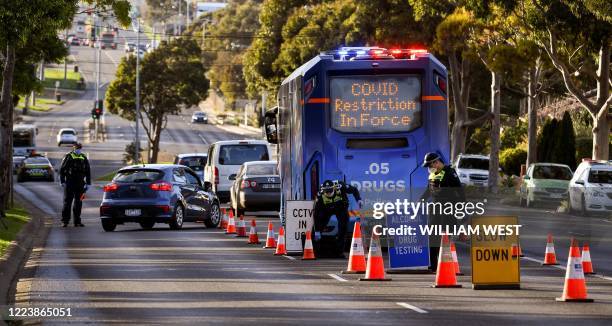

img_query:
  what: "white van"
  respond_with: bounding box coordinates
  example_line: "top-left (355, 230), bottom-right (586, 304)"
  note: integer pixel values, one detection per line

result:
top-left (204, 140), bottom-right (272, 202)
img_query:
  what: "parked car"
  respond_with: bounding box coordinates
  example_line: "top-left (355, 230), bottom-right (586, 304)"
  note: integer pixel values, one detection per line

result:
top-left (204, 140), bottom-right (272, 203)
top-left (17, 155), bottom-right (54, 182)
top-left (57, 128), bottom-right (78, 146)
top-left (99, 164), bottom-right (221, 232)
top-left (173, 153), bottom-right (207, 180)
top-left (125, 42), bottom-right (135, 53)
top-left (70, 36), bottom-right (81, 46)
top-left (569, 160), bottom-right (612, 215)
top-left (230, 161), bottom-right (280, 216)
top-left (191, 111), bottom-right (208, 124)
top-left (13, 155), bottom-right (26, 174)
top-left (454, 154), bottom-right (489, 186)
top-left (519, 163), bottom-right (573, 207)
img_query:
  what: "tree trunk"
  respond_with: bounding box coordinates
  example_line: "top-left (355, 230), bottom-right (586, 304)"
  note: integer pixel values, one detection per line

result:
top-left (449, 53), bottom-right (469, 162)
top-left (592, 111), bottom-right (609, 160)
top-left (150, 117), bottom-right (164, 163)
top-left (0, 45), bottom-right (16, 215)
top-left (526, 67), bottom-right (538, 167)
top-left (488, 71), bottom-right (501, 194)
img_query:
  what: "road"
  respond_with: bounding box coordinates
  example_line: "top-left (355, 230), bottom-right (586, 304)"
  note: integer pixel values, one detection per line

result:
top-left (8, 23), bottom-right (612, 326)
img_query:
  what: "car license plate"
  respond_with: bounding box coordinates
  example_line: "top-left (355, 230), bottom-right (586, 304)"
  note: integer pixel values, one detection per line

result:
top-left (28, 169), bottom-right (46, 176)
top-left (125, 209), bottom-right (141, 216)
top-left (262, 184), bottom-right (280, 189)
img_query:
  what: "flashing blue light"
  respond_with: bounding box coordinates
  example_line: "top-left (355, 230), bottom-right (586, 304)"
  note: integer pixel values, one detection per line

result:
top-left (338, 50), bottom-right (348, 55)
top-left (356, 50), bottom-right (366, 55)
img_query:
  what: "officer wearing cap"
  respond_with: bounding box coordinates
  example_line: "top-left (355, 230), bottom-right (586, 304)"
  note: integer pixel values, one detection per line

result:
top-left (60, 143), bottom-right (91, 227)
top-left (313, 179), bottom-right (362, 257)
top-left (422, 152), bottom-right (465, 271)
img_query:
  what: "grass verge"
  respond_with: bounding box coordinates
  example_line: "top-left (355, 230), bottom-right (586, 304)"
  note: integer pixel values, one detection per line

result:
top-left (0, 205), bottom-right (30, 257)
top-left (16, 97), bottom-right (64, 112)
top-left (96, 170), bottom-right (118, 182)
top-left (42, 68), bottom-right (83, 90)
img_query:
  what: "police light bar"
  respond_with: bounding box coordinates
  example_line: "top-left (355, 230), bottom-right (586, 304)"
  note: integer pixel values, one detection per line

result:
top-left (388, 48), bottom-right (429, 59)
top-left (330, 47), bottom-right (428, 61)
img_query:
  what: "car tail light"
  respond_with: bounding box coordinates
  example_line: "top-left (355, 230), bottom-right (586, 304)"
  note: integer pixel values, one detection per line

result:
top-left (214, 167), bottom-right (219, 185)
top-left (240, 180), bottom-right (258, 189)
top-left (250, 180), bottom-right (257, 188)
top-left (156, 205), bottom-right (170, 213)
top-left (100, 205), bottom-right (111, 215)
top-left (103, 183), bottom-right (119, 192)
top-left (150, 181), bottom-right (172, 191)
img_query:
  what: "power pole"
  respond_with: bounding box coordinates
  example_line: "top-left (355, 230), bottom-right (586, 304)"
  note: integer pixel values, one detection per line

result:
top-left (95, 12), bottom-right (101, 142)
top-left (135, 17), bottom-right (141, 163)
top-left (64, 29), bottom-right (68, 80)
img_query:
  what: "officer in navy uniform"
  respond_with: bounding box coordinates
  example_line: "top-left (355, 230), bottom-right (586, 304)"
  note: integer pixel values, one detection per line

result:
top-left (313, 180), bottom-right (362, 257)
top-left (60, 143), bottom-right (91, 227)
top-left (421, 152), bottom-right (465, 271)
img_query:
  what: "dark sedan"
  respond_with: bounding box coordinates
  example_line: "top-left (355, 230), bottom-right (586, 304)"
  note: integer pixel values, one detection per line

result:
top-left (17, 156), bottom-right (55, 182)
top-left (99, 164), bottom-right (221, 232)
top-left (230, 161), bottom-right (280, 216)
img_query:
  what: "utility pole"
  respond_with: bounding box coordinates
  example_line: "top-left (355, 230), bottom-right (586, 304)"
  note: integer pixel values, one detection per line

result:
top-left (64, 29), bottom-right (68, 80)
top-left (261, 91), bottom-right (266, 137)
top-left (135, 17), bottom-right (141, 163)
top-left (178, 0), bottom-right (182, 35)
top-left (94, 12), bottom-right (101, 142)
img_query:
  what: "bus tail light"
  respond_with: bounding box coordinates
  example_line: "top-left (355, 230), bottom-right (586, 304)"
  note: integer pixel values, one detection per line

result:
top-left (435, 74), bottom-right (447, 94)
top-left (214, 167), bottom-right (219, 185)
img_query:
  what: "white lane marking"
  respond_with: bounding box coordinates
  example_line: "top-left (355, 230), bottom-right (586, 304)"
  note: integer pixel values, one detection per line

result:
top-left (328, 273), bottom-right (348, 282)
top-left (397, 302), bottom-right (428, 314)
top-left (103, 50), bottom-right (119, 67)
top-left (522, 256), bottom-right (612, 281)
top-left (283, 255), bottom-right (296, 260)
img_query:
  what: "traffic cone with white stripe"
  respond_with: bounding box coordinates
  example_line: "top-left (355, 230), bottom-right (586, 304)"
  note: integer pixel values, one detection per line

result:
top-left (582, 243), bottom-right (595, 275)
top-left (342, 221), bottom-right (366, 274)
top-left (236, 215), bottom-right (247, 237)
top-left (225, 210), bottom-right (236, 234)
top-left (248, 219), bottom-right (260, 244)
top-left (302, 231), bottom-right (315, 260)
top-left (450, 240), bottom-right (464, 276)
top-left (274, 226), bottom-right (287, 255)
top-left (359, 232), bottom-right (391, 281)
top-left (263, 222), bottom-right (276, 248)
top-left (543, 234), bottom-right (558, 265)
top-left (433, 234), bottom-right (462, 288)
top-left (556, 238), bottom-right (594, 302)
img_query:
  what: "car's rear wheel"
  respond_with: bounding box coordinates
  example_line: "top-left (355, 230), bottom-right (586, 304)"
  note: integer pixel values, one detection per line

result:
top-left (101, 219), bottom-right (116, 232)
top-left (139, 220), bottom-right (155, 230)
top-left (169, 205), bottom-right (184, 230)
top-left (204, 202), bottom-right (221, 228)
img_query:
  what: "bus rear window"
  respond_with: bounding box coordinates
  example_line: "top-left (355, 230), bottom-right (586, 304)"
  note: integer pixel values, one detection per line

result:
top-left (218, 145), bottom-right (269, 165)
top-left (330, 75), bottom-right (421, 133)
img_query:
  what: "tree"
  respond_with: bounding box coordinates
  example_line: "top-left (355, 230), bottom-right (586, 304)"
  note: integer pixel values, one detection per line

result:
top-left (106, 38), bottom-right (209, 162)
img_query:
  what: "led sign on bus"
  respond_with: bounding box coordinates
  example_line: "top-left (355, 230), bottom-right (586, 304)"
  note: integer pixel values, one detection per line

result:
top-left (330, 76), bottom-right (421, 132)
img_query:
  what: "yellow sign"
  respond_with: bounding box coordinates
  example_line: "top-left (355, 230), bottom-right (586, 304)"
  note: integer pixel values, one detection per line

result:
top-left (471, 216), bottom-right (520, 290)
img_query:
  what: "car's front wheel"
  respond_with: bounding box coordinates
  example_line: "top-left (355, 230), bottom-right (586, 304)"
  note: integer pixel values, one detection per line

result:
top-left (204, 202), bottom-right (221, 228)
top-left (169, 205), bottom-right (184, 230)
top-left (101, 219), bottom-right (116, 232)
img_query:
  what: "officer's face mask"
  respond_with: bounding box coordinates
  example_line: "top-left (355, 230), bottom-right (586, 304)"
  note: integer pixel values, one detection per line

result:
top-left (74, 149), bottom-right (82, 155)
top-left (428, 166), bottom-right (437, 174)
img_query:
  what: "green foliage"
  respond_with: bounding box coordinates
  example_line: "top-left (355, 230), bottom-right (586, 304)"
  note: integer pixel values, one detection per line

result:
top-left (501, 119), bottom-right (527, 150)
top-left (0, 204), bottom-right (29, 256)
top-left (466, 125), bottom-right (490, 154)
top-left (500, 147), bottom-right (527, 176)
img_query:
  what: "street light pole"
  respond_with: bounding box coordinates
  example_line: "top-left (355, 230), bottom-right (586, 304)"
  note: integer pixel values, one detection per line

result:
top-left (95, 12), bottom-right (101, 142)
top-left (135, 17), bottom-right (141, 163)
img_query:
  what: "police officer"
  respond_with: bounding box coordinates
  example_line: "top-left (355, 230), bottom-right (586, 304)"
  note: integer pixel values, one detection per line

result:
top-left (60, 143), bottom-right (91, 227)
top-left (313, 180), bottom-right (362, 257)
top-left (422, 152), bottom-right (465, 271)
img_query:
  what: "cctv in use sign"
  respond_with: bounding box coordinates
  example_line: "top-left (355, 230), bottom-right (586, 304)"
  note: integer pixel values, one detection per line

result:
top-left (284, 200), bottom-right (315, 254)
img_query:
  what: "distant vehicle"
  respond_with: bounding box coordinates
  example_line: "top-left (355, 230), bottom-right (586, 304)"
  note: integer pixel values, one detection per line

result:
top-left (56, 128), bottom-right (78, 146)
top-left (13, 156), bottom-right (26, 174)
top-left (191, 111), bottom-right (208, 124)
top-left (125, 42), bottom-right (135, 53)
top-left (519, 163), bottom-right (573, 207)
top-left (70, 36), bottom-right (80, 46)
top-left (13, 124), bottom-right (37, 156)
top-left (569, 160), bottom-right (612, 215)
top-left (230, 161), bottom-right (280, 217)
top-left (17, 156), bottom-right (55, 182)
top-left (454, 154), bottom-right (489, 187)
top-left (204, 140), bottom-right (272, 202)
top-left (99, 164), bottom-right (221, 232)
top-left (100, 32), bottom-right (116, 49)
top-left (173, 153), bottom-right (207, 181)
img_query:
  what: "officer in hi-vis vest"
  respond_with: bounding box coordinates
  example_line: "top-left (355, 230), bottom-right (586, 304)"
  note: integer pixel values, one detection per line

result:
top-left (422, 152), bottom-right (465, 271)
top-left (60, 143), bottom-right (91, 227)
top-left (313, 179), bottom-right (362, 257)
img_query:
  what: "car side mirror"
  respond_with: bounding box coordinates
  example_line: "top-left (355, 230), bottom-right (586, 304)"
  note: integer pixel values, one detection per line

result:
top-left (575, 180), bottom-right (584, 185)
top-left (229, 174), bottom-right (236, 181)
top-left (203, 181), bottom-right (213, 192)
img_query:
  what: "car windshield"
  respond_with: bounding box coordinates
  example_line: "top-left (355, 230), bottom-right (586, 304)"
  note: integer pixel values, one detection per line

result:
top-left (533, 166), bottom-right (572, 180)
top-left (588, 170), bottom-right (612, 184)
top-left (219, 144), bottom-right (268, 165)
top-left (24, 157), bottom-right (48, 165)
top-left (178, 157), bottom-right (206, 171)
top-left (247, 164), bottom-right (278, 175)
top-left (458, 157), bottom-right (489, 170)
top-left (194, 112), bottom-right (206, 116)
top-left (13, 131), bottom-right (33, 147)
top-left (114, 169), bottom-right (163, 183)
top-left (61, 130), bottom-right (75, 135)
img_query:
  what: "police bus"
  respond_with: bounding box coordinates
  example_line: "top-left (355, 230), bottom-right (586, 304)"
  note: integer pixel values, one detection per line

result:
top-left (265, 47), bottom-right (448, 262)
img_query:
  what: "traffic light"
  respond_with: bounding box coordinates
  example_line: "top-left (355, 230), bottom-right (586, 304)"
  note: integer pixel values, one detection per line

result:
top-left (91, 100), bottom-right (103, 119)
top-left (91, 108), bottom-right (98, 120)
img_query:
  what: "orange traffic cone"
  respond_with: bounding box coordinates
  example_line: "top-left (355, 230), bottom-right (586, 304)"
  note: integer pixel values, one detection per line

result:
top-left (248, 219), bottom-right (260, 244)
top-left (263, 222), bottom-right (276, 248)
top-left (433, 234), bottom-right (462, 288)
top-left (274, 226), bottom-right (287, 255)
top-left (543, 234), bottom-right (558, 265)
top-left (359, 233), bottom-right (391, 281)
top-left (236, 215), bottom-right (247, 237)
top-left (450, 240), bottom-right (464, 276)
top-left (512, 243), bottom-right (521, 258)
top-left (556, 238), bottom-right (594, 302)
top-left (302, 231), bottom-right (316, 260)
top-left (343, 221), bottom-right (367, 274)
top-left (219, 208), bottom-right (227, 229)
top-left (225, 211), bottom-right (236, 234)
top-left (582, 243), bottom-right (595, 275)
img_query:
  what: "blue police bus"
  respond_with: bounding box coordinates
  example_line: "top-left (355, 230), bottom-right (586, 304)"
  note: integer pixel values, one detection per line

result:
top-left (265, 47), bottom-right (448, 259)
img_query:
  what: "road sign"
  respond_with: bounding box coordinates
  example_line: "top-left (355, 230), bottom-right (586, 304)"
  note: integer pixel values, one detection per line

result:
top-left (471, 216), bottom-right (520, 290)
top-left (55, 81), bottom-right (60, 88)
top-left (284, 200), bottom-right (314, 254)
top-left (386, 212), bottom-right (430, 272)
